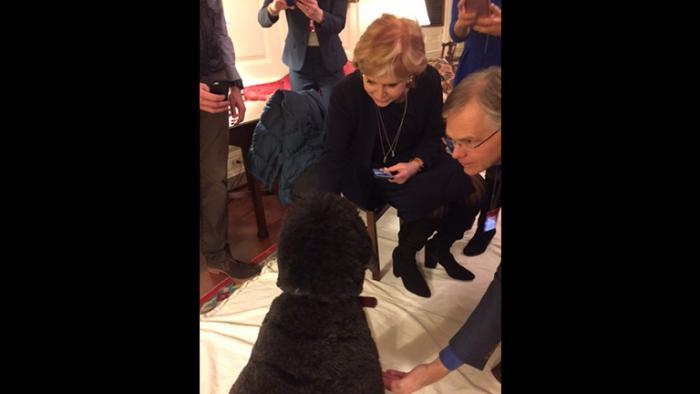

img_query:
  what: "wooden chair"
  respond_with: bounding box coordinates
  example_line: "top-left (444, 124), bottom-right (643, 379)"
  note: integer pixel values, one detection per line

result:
top-left (364, 204), bottom-right (392, 280)
top-left (229, 117), bottom-right (269, 239)
top-left (441, 41), bottom-right (459, 68)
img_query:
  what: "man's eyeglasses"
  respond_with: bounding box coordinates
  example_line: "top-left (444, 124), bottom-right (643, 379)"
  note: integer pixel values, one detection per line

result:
top-left (442, 127), bottom-right (501, 155)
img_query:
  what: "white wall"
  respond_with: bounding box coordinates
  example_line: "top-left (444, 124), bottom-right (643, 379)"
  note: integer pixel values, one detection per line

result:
top-left (224, 1), bottom-right (452, 84)
top-left (223, 1), bottom-right (290, 85)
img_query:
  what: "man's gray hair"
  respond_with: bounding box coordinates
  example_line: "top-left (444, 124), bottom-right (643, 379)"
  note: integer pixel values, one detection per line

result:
top-left (443, 66), bottom-right (501, 126)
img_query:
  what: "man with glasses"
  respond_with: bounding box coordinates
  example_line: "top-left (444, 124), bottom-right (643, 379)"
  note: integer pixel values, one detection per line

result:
top-left (423, 64), bottom-right (502, 283)
top-left (384, 66), bottom-right (502, 392)
top-left (442, 126), bottom-right (500, 157)
top-left (442, 68), bottom-right (501, 256)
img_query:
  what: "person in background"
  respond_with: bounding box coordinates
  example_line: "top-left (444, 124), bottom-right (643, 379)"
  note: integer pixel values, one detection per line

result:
top-left (200, 0), bottom-right (260, 279)
top-left (450, 0), bottom-right (501, 86)
top-left (258, 0), bottom-right (348, 109)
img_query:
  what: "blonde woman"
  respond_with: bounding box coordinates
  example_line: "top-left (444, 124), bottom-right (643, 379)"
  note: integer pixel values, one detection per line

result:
top-left (320, 14), bottom-right (475, 298)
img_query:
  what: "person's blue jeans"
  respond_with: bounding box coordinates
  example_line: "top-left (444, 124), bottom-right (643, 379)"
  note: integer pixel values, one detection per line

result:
top-left (289, 47), bottom-right (344, 110)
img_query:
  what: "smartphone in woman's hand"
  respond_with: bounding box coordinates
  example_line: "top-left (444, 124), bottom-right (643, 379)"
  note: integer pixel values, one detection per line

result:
top-left (465, 0), bottom-right (491, 18)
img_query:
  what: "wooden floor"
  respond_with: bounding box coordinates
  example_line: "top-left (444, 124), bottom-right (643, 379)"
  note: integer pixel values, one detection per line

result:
top-left (199, 186), bottom-right (287, 297)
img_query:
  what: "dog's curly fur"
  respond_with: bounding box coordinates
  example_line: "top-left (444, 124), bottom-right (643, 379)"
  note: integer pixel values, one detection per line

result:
top-left (230, 193), bottom-right (384, 394)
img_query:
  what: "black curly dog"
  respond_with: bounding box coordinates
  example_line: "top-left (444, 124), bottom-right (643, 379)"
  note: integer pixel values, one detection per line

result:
top-left (230, 193), bottom-right (384, 394)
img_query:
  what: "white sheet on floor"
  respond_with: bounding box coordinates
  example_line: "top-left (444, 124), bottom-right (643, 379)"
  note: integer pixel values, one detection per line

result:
top-left (200, 218), bottom-right (501, 394)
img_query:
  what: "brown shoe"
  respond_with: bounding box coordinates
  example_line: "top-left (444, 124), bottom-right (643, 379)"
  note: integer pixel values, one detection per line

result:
top-left (207, 258), bottom-right (261, 279)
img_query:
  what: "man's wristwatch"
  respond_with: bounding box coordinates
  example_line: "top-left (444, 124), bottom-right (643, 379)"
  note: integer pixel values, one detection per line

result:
top-left (230, 79), bottom-right (244, 90)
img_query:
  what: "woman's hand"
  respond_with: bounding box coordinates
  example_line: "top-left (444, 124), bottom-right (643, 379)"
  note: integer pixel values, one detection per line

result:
top-left (385, 160), bottom-right (421, 185)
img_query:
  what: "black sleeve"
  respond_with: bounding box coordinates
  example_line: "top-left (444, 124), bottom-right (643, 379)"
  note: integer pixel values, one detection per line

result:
top-left (411, 67), bottom-right (444, 170)
top-left (319, 79), bottom-right (357, 193)
top-left (448, 263), bottom-right (502, 370)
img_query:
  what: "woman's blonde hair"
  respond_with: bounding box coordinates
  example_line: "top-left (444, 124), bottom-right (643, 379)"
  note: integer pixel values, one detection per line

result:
top-left (353, 14), bottom-right (427, 80)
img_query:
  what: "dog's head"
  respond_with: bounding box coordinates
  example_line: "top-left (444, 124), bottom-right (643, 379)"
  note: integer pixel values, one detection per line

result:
top-left (276, 192), bottom-right (373, 298)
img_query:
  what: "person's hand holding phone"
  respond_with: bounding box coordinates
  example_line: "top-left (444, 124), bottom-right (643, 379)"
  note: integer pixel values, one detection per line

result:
top-left (373, 168), bottom-right (394, 180)
top-left (473, 3), bottom-right (501, 37)
top-left (295, 0), bottom-right (324, 23)
top-left (200, 82), bottom-right (230, 114)
top-left (268, 0), bottom-right (293, 17)
top-left (453, 0), bottom-right (479, 40)
top-left (385, 161), bottom-right (421, 185)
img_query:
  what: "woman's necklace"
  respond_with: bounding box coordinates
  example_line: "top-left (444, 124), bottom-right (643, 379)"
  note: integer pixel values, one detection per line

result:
top-left (375, 92), bottom-right (408, 164)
